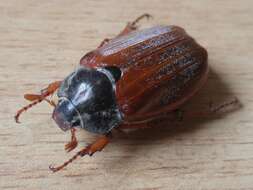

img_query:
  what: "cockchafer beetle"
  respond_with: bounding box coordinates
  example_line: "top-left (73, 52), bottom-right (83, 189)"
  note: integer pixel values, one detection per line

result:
top-left (15, 14), bottom-right (238, 172)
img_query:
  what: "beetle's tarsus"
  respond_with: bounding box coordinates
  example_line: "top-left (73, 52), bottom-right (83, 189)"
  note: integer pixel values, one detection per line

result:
top-left (181, 98), bottom-right (240, 120)
top-left (210, 97), bottom-right (239, 113)
top-left (117, 13), bottom-right (153, 37)
top-left (15, 115), bottom-right (21, 123)
top-left (49, 135), bottom-right (110, 172)
top-left (131, 13), bottom-right (153, 27)
top-left (98, 38), bottom-right (110, 48)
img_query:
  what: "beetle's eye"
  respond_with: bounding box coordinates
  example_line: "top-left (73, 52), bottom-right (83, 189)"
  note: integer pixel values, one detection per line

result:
top-left (104, 66), bottom-right (122, 82)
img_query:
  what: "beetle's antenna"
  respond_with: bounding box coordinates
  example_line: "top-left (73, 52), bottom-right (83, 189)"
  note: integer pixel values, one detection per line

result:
top-left (14, 81), bottom-right (61, 123)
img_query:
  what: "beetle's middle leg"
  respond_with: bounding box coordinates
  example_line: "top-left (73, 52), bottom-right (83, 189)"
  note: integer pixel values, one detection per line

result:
top-left (98, 13), bottom-right (152, 48)
top-left (120, 98), bottom-right (240, 129)
top-left (175, 98), bottom-right (240, 121)
top-left (15, 81), bottom-right (61, 123)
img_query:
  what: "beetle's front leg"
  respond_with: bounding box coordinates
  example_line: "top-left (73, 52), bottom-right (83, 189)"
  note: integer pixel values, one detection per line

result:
top-left (49, 134), bottom-right (110, 172)
top-left (65, 128), bottom-right (78, 152)
top-left (15, 81), bottom-right (61, 123)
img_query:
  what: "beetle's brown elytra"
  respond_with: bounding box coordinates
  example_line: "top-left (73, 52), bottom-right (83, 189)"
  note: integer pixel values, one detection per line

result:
top-left (80, 23), bottom-right (208, 120)
top-left (15, 14), bottom-right (238, 172)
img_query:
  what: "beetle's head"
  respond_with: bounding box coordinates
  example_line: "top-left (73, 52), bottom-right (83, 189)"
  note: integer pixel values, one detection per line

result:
top-left (52, 66), bottom-right (122, 134)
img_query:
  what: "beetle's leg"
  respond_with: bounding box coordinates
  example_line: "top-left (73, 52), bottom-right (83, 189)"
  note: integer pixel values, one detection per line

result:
top-left (131, 13), bottom-right (153, 28)
top-left (118, 13), bottom-right (152, 37)
top-left (177, 98), bottom-right (238, 121)
top-left (65, 128), bottom-right (78, 153)
top-left (25, 94), bottom-right (56, 107)
top-left (121, 98), bottom-right (240, 129)
top-left (161, 98), bottom-right (240, 122)
top-left (97, 14), bottom-right (152, 48)
top-left (209, 98), bottom-right (240, 113)
top-left (98, 38), bottom-right (110, 48)
top-left (49, 134), bottom-right (110, 172)
top-left (176, 98), bottom-right (240, 121)
top-left (45, 99), bottom-right (57, 107)
top-left (15, 81), bottom-right (61, 123)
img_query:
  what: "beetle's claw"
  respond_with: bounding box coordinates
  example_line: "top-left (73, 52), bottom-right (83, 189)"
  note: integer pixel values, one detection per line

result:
top-left (132, 13), bottom-right (153, 27)
top-left (65, 140), bottom-right (78, 153)
top-left (14, 112), bottom-right (21, 123)
top-left (49, 164), bottom-right (58, 173)
top-left (14, 115), bottom-right (19, 123)
top-left (144, 13), bottom-right (153, 20)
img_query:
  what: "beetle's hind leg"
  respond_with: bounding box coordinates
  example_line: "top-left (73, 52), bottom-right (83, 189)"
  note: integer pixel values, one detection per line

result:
top-left (49, 134), bottom-right (110, 172)
top-left (15, 81), bottom-right (61, 123)
top-left (98, 13), bottom-right (152, 48)
top-left (98, 38), bottom-right (110, 48)
top-left (131, 14), bottom-right (153, 29)
top-left (65, 128), bottom-right (78, 152)
top-left (177, 98), bottom-right (240, 121)
top-left (118, 13), bottom-right (152, 37)
top-left (120, 98), bottom-right (240, 130)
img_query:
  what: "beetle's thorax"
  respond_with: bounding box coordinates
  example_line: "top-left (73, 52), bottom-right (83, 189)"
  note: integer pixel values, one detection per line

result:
top-left (53, 66), bottom-right (123, 134)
